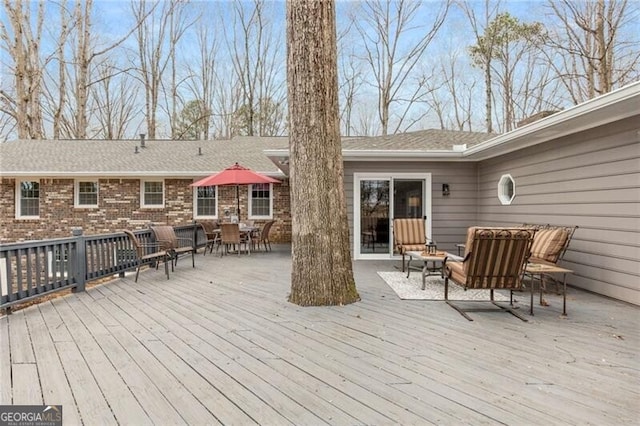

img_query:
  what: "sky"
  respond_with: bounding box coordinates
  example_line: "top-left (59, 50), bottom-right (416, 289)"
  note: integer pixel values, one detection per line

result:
top-left (2, 0), bottom-right (638, 139)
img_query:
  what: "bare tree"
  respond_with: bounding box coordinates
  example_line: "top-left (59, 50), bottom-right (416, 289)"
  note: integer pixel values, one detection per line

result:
top-left (0, 0), bottom-right (46, 139)
top-left (544, 0), bottom-right (640, 103)
top-left (511, 50), bottom-right (563, 125)
top-left (185, 17), bottom-right (219, 140)
top-left (472, 12), bottom-right (544, 131)
top-left (338, 50), bottom-right (364, 137)
top-left (460, 0), bottom-right (502, 133)
top-left (71, 0), bottom-right (92, 138)
top-left (425, 51), bottom-right (477, 131)
top-left (336, 6), bottom-right (365, 137)
top-left (51, 0), bottom-right (72, 139)
top-left (353, 103), bottom-right (380, 136)
top-left (287, 0), bottom-right (359, 306)
top-left (226, 0), bottom-right (286, 137)
top-left (92, 61), bottom-right (139, 139)
top-left (352, 0), bottom-right (450, 135)
top-left (211, 71), bottom-right (243, 139)
top-left (38, 0), bottom-right (147, 139)
top-left (132, 0), bottom-right (190, 139)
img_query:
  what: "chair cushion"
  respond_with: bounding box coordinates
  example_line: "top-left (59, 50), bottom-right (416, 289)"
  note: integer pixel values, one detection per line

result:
top-left (398, 244), bottom-right (427, 254)
top-left (463, 226), bottom-right (480, 258)
top-left (393, 219), bottom-right (425, 245)
top-left (444, 260), bottom-right (466, 284)
top-left (458, 227), bottom-right (534, 289)
top-left (530, 228), bottom-right (568, 263)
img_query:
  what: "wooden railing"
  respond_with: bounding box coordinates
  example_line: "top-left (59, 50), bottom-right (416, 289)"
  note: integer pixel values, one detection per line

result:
top-left (1, 224), bottom-right (205, 313)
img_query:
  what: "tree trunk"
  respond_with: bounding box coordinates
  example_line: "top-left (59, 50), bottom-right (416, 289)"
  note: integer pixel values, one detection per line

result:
top-left (484, 61), bottom-right (493, 133)
top-left (286, 0), bottom-right (359, 306)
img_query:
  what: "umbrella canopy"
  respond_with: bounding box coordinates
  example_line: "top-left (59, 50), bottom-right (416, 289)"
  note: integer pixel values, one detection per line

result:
top-left (190, 163), bottom-right (281, 216)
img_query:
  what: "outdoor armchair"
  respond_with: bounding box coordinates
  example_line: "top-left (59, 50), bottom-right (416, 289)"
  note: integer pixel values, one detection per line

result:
top-left (443, 227), bottom-right (536, 321)
top-left (150, 225), bottom-right (196, 269)
top-left (393, 218), bottom-right (428, 272)
top-left (523, 223), bottom-right (578, 293)
top-left (123, 230), bottom-right (170, 282)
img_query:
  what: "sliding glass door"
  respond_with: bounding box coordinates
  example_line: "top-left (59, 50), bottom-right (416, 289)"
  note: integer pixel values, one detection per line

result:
top-left (354, 173), bottom-right (431, 259)
top-left (358, 179), bottom-right (391, 255)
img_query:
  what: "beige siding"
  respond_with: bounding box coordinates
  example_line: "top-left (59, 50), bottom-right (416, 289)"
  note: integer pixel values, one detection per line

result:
top-left (344, 161), bottom-right (478, 252)
top-left (477, 116), bottom-right (640, 304)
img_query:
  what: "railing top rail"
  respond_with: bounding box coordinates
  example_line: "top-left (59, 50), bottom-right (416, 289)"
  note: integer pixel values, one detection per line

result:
top-left (0, 236), bottom-right (78, 252)
top-left (2, 224), bottom-right (199, 252)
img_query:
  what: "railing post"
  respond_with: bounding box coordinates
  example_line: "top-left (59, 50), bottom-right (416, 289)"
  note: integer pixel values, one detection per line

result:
top-left (71, 227), bottom-right (87, 292)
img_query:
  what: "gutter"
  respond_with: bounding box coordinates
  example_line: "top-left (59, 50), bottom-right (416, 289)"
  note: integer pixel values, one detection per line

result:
top-left (263, 148), bottom-right (467, 161)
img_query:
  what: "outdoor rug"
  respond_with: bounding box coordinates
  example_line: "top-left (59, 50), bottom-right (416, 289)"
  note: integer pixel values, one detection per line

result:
top-left (377, 271), bottom-right (510, 301)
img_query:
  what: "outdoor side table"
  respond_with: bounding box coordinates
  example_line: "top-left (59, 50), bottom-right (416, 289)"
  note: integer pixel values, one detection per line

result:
top-left (525, 263), bottom-right (574, 316)
top-left (406, 251), bottom-right (447, 290)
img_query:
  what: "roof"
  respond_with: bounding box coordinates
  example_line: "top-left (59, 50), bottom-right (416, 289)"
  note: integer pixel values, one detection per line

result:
top-left (0, 137), bottom-right (288, 178)
top-left (340, 129), bottom-right (494, 150)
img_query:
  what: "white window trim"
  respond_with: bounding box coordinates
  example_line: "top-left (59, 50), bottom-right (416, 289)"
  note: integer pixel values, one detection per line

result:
top-left (248, 183), bottom-right (273, 219)
top-left (498, 174), bottom-right (516, 205)
top-left (74, 180), bottom-right (99, 208)
top-left (140, 179), bottom-right (165, 208)
top-left (193, 185), bottom-right (219, 219)
top-left (15, 179), bottom-right (40, 219)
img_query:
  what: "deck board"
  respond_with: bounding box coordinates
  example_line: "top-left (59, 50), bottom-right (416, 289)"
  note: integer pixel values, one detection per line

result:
top-left (11, 363), bottom-right (41, 405)
top-left (2, 244), bottom-right (639, 425)
top-left (62, 295), bottom-right (186, 425)
top-left (0, 317), bottom-right (12, 404)
top-left (49, 298), bottom-right (152, 425)
top-left (23, 306), bottom-right (84, 425)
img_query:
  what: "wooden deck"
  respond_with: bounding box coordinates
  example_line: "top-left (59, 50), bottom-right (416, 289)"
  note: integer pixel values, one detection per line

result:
top-left (2, 244), bottom-right (638, 425)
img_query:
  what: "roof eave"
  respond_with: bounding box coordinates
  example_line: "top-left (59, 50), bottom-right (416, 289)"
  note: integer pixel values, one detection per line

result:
top-left (341, 150), bottom-right (466, 161)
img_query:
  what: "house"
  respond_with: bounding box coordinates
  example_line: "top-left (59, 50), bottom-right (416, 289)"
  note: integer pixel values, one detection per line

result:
top-left (1, 82), bottom-right (639, 304)
top-left (264, 82), bottom-right (639, 305)
top-left (0, 136), bottom-right (291, 243)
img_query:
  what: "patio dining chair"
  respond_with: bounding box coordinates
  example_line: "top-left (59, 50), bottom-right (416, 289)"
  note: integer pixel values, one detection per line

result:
top-left (198, 221), bottom-right (220, 255)
top-left (442, 227), bottom-right (536, 321)
top-left (150, 225), bottom-right (196, 270)
top-left (220, 223), bottom-right (251, 256)
top-left (123, 230), bottom-right (170, 282)
top-left (252, 220), bottom-right (275, 252)
top-left (393, 218), bottom-right (428, 272)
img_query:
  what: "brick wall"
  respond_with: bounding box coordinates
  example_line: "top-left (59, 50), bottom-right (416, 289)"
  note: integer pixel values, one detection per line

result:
top-left (0, 178), bottom-right (292, 244)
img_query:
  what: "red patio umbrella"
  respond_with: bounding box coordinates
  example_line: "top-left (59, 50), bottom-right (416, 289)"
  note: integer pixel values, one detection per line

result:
top-left (190, 162), bottom-right (280, 216)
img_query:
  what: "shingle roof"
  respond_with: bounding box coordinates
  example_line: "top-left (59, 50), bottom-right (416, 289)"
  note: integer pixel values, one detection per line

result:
top-left (0, 137), bottom-right (288, 176)
top-left (341, 129), bottom-right (494, 150)
top-left (0, 129), bottom-right (493, 177)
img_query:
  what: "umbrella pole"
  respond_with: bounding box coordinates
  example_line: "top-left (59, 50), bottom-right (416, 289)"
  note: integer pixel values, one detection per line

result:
top-left (236, 185), bottom-right (240, 218)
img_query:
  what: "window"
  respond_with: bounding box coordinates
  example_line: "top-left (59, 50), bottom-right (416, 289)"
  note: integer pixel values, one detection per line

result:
top-left (75, 180), bottom-right (98, 207)
top-left (16, 180), bottom-right (40, 218)
top-left (498, 174), bottom-right (516, 205)
top-left (249, 183), bottom-right (272, 218)
top-left (194, 186), bottom-right (217, 218)
top-left (141, 180), bottom-right (164, 207)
